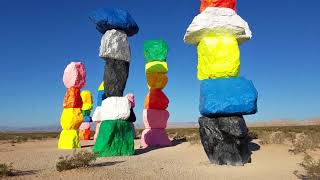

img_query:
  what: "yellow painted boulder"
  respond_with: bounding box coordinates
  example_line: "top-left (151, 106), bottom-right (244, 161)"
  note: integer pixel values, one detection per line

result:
top-left (98, 81), bottom-right (104, 91)
top-left (81, 90), bottom-right (93, 110)
top-left (60, 108), bottom-right (83, 130)
top-left (58, 130), bottom-right (80, 149)
top-left (197, 35), bottom-right (240, 80)
top-left (145, 61), bottom-right (168, 74)
top-left (146, 72), bottom-right (168, 89)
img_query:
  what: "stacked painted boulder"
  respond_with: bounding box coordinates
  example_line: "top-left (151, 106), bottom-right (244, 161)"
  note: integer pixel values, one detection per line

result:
top-left (58, 62), bottom-right (86, 149)
top-left (89, 8), bottom-right (139, 157)
top-left (140, 40), bottom-right (172, 148)
top-left (92, 82), bottom-right (106, 141)
top-left (79, 90), bottom-right (93, 140)
top-left (184, 1), bottom-right (258, 165)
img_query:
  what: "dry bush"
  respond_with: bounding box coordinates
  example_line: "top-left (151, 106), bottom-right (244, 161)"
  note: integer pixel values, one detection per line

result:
top-left (56, 151), bottom-right (97, 172)
top-left (291, 133), bottom-right (320, 154)
top-left (0, 163), bottom-right (14, 177)
top-left (294, 153), bottom-right (320, 179)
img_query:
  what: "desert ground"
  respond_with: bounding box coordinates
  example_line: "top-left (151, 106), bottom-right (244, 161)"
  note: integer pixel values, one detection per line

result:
top-left (1, 136), bottom-right (317, 180)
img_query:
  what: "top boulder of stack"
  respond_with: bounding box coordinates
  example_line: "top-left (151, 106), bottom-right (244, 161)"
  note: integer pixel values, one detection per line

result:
top-left (200, 0), bottom-right (236, 13)
top-left (143, 40), bottom-right (168, 63)
top-left (184, 7), bottom-right (251, 45)
top-left (89, 8), bottom-right (139, 37)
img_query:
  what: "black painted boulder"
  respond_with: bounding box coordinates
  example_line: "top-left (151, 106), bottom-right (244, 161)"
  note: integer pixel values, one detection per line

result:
top-left (198, 116), bottom-right (251, 166)
top-left (103, 58), bottom-right (129, 97)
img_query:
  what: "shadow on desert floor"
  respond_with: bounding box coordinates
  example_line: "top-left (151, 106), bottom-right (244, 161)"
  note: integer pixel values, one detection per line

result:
top-left (134, 138), bottom-right (187, 155)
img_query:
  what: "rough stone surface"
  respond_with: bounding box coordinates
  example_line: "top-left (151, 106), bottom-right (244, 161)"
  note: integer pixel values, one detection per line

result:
top-left (140, 129), bottom-right (172, 148)
top-left (200, 77), bottom-right (258, 117)
top-left (63, 87), bottom-right (83, 108)
top-left (145, 61), bottom-right (168, 74)
top-left (144, 89), bottom-right (169, 110)
top-left (103, 59), bottom-right (129, 97)
top-left (63, 62), bottom-right (86, 89)
top-left (99, 97), bottom-right (131, 121)
top-left (81, 90), bottom-right (93, 111)
top-left (184, 7), bottom-right (251, 45)
top-left (198, 116), bottom-right (251, 166)
top-left (93, 120), bottom-right (134, 157)
top-left (58, 130), bottom-right (80, 149)
top-left (88, 8), bottom-right (139, 36)
top-left (200, 0), bottom-right (236, 13)
top-left (146, 72), bottom-right (168, 89)
top-left (143, 40), bottom-right (168, 62)
top-left (143, 109), bottom-right (169, 129)
top-left (60, 108), bottom-right (83, 130)
top-left (99, 29), bottom-right (131, 62)
top-left (197, 35), bottom-right (240, 80)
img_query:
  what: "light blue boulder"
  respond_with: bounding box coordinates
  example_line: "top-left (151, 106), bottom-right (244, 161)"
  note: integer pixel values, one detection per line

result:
top-left (200, 77), bottom-right (258, 117)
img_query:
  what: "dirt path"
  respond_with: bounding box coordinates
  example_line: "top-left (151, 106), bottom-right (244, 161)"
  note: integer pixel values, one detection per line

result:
top-left (0, 139), bottom-right (309, 180)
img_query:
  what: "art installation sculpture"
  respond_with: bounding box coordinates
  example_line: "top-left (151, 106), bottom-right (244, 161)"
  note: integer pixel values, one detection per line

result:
top-left (140, 40), bottom-right (172, 148)
top-left (184, 0), bottom-right (258, 165)
top-left (58, 62), bottom-right (86, 149)
top-left (79, 90), bottom-right (93, 140)
top-left (89, 8), bottom-right (139, 157)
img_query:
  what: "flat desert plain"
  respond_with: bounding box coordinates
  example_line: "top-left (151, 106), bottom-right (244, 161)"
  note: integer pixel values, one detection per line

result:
top-left (0, 139), bottom-right (317, 180)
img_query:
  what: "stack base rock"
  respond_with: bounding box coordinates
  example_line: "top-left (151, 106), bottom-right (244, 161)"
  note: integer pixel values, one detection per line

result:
top-left (140, 129), bottom-right (172, 148)
top-left (93, 120), bottom-right (134, 157)
top-left (58, 130), bottom-right (81, 149)
top-left (198, 116), bottom-right (251, 166)
top-left (103, 58), bottom-right (129, 97)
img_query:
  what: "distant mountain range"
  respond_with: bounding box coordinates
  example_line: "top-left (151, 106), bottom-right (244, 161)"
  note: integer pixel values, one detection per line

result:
top-left (0, 119), bottom-right (319, 132)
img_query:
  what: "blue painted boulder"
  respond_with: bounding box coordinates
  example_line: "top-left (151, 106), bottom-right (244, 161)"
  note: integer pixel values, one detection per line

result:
top-left (89, 8), bottom-right (139, 36)
top-left (97, 90), bottom-right (106, 107)
top-left (200, 77), bottom-right (258, 117)
top-left (83, 116), bottom-right (92, 123)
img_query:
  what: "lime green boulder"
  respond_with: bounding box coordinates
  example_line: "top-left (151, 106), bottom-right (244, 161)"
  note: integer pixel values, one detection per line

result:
top-left (93, 120), bottom-right (134, 157)
top-left (143, 40), bottom-right (168, 62)
top-left (145, 61), bottom-right (168, 73)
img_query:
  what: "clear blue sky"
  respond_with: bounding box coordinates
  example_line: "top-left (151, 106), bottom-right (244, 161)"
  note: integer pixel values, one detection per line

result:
top-left (0, 0), bottom-right (319, 127)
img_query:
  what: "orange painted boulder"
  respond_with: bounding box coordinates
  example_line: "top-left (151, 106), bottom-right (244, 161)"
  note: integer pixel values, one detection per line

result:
top-left (79, 129), bottom-right (91, 140)
top-left (200, 0), bottom-right (236, 13)
top-left (63, 87), bottom-right (83, 108)
top-left (144, 89), bottom-right (169, 110)
top-left (143, 109), bottom-right (169, 129)
top-left (146, 73), bottom-right (168, 89)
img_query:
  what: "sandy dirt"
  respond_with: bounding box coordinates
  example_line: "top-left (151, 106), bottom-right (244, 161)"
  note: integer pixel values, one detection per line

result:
top-left (0, 139), bottom-right (314, 180)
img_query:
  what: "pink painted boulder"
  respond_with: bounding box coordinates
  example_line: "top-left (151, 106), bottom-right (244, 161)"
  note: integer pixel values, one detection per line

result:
top-left (143, 109), bottom-right (169, 129)
top-left (93, 121), bottom-right (101, 141)
top-left (140, 129), bottom-right (172, 148)
top-left (63, 62), bottom-right (86, 89)
top-left (126, 93), bottom-right (135, 108)
top-left (79, 122), bottom-right (90, 130)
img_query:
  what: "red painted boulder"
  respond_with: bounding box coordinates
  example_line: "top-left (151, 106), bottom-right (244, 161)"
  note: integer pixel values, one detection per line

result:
top-left (200, 0), bottom-right (236, 13)
top-left (144, 89), bottom-right (169, 110)
top-left (140, 129), bottom-right (172, 148)
top-left (143, 109), bottom-right (169, 129)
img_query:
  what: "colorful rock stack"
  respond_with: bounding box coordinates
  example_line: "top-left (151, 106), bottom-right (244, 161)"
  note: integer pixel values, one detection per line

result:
top-left (184, 1), bottom-right (258, 165)
top-left (92, 82), bottom-right (106, 141)
top-left (58, 62), bottom-right (86, 149)
top-left (140, 40), bottom-right (172, 148)
top-left (89, 8), bottom-right (139, 157)
top-left (79, 90), bottom-right (93, 140)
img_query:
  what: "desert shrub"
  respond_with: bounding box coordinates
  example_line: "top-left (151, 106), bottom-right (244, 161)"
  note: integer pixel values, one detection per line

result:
top-left (248, 131), bottom-right (258, 139)
top-left (294, 153), bottom-right (320, 179)
top-left (0, 163), bottom-right (14, 177)
top-left (292, 133), bottom-right (320, 154)
top-left (0, 132), bottom-right (59, 143)
top-left (56, 151), bottom-right (97, 172)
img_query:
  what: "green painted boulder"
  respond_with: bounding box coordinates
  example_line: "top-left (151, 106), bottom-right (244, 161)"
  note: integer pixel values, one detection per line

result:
top-left (93, 120), bottom-right (134, 157)
top-left (143, 40), bottom-right (168, 62)
top-left (82, 110), bottom-right (91, 116)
